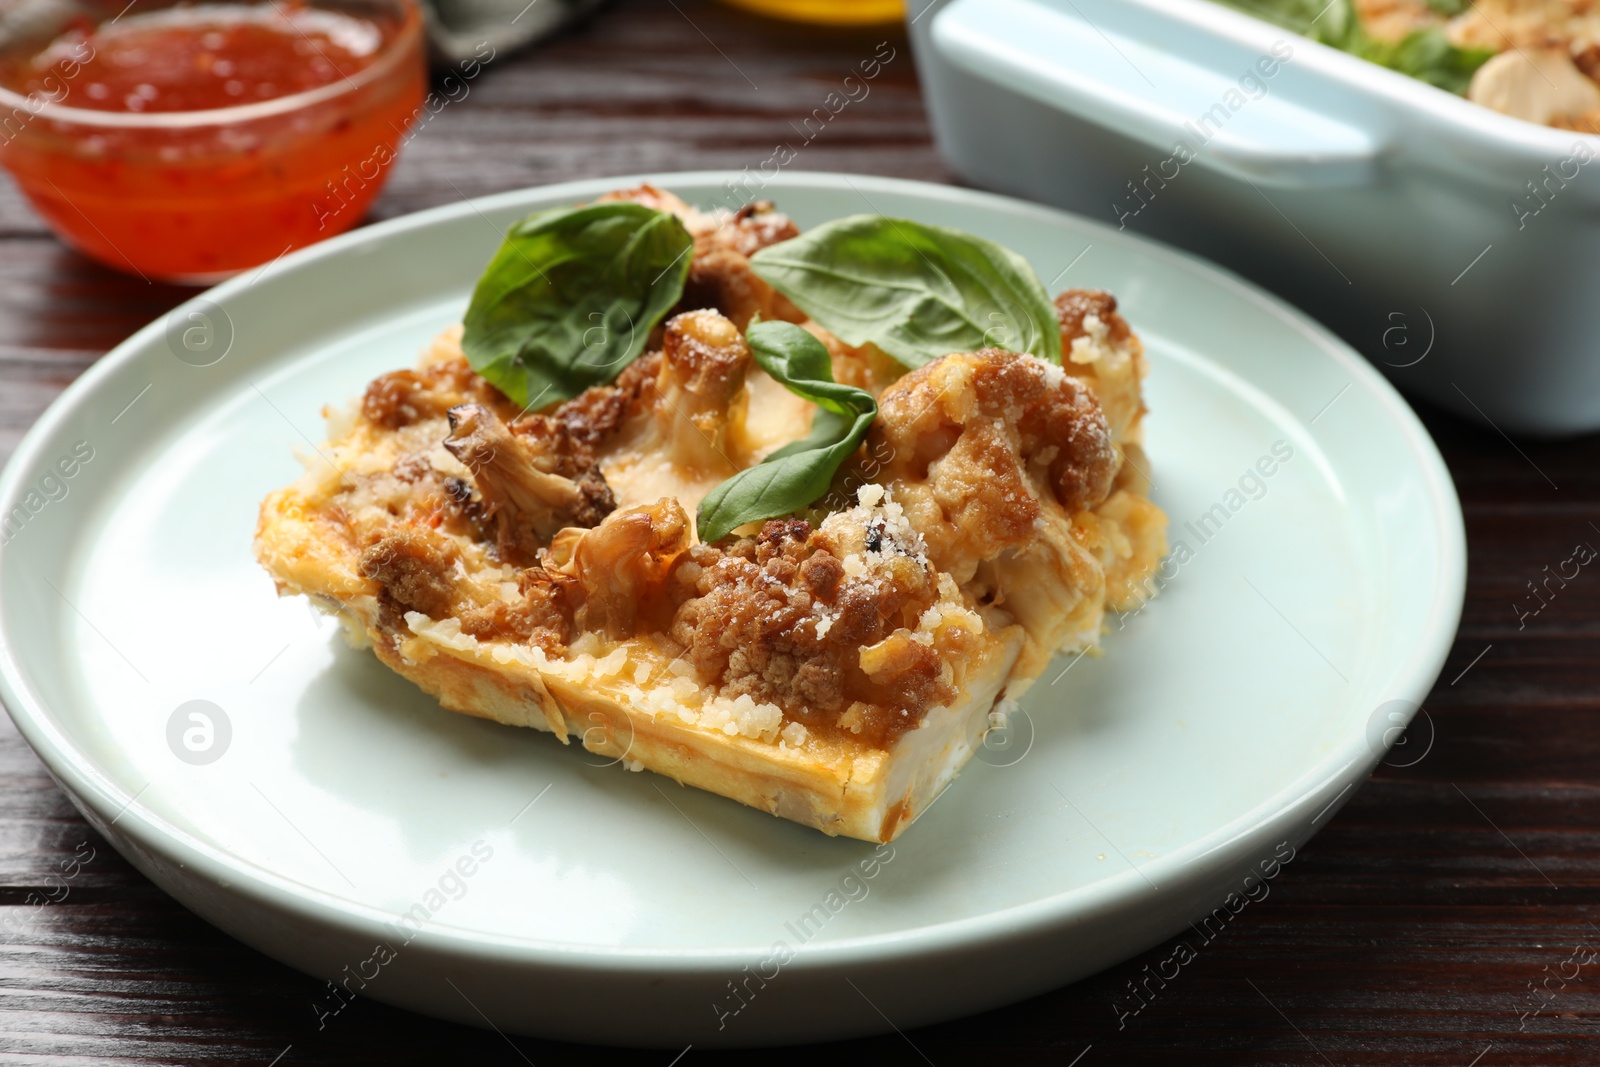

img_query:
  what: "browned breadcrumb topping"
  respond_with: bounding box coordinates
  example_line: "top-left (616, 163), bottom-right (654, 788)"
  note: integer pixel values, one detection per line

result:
top-left (342, 337), bottom-right (1121, 744)
top-left (358, 527), bottom-right (573, 655)
top-left (359, 527), bottom-right (457, 621)
top-left (308, 194), bottom-right (1148, 750)
top-left (668, 518), bottom-right (960, 747)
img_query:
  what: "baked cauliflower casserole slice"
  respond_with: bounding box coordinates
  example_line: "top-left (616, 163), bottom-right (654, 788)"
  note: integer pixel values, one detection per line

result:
top-left (255, 187), bottom-right (1168, 842)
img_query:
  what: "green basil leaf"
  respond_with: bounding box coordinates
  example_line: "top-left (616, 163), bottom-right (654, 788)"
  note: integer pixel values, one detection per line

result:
top-left (1355, 28), bottom-right (1494, 96)
top-left (1211, 0), bottom-right (1492, 96)
top-left (696, 321), bottom-right (878, 543)
top-left (1211, 0), bottom-right (1359, 47)
top-left (461, 202), bottom-right (693, 409)
top-left (748, 214), bottom-right (1062, 370)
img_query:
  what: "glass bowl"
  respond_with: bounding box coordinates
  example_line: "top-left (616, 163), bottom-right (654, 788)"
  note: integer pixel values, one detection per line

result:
top-left (0, 0), bottom-right (426, 282)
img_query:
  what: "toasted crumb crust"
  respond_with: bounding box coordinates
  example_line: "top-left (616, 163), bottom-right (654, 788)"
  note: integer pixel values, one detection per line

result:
top-left (255, 191), bottom-right (1168, 840)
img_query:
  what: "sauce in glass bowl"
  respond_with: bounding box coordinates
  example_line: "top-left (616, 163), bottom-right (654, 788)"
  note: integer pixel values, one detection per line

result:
top-left (0, 0), bottom-right (425, 282)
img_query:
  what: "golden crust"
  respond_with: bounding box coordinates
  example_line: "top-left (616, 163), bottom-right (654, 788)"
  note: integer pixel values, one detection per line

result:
top-left (257, 488), bottom-right (1027, 841)
top-left (253, 201), bottom-right (1168, 842)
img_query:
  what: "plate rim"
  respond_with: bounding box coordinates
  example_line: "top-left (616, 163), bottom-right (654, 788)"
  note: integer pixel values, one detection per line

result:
top-left (0, 169), bottom-right (1467, 973)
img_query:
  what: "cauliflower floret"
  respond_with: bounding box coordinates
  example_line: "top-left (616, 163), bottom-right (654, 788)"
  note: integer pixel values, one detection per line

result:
top-left (521, 309), bottom-right (776, 520)
top-left (443, 403), bottom-right (615, 558)
top-left (1468, 47), bottom-right (1600, 126)
top-left (1055, 289), bottom-right (1148, 444)
top-left (974, 509), bottom-right (1107, 674)
top-left (544, 312), bottom-right (757, 514)
top-left (870, 347), bottom-right (1118, 583)
top-left (645, 308), bottom-right (753, 475)
top-left (682, 201), bottom-right (808, 329)
top-left (550, 497), bottom-right (693, 638)
top-left (868, 347), bottom-right (1120, 667)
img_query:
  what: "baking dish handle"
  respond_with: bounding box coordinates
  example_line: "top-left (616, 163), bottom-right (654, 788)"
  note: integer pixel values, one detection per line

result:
top-left (928, 0), bottom-right (1381, 188)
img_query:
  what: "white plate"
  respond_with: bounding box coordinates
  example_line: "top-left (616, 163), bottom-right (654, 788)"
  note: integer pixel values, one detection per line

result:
top-left (0, 172), bottom-right (1464, 1047)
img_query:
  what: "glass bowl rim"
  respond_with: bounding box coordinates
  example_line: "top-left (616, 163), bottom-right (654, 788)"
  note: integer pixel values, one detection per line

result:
top-left (0, 0), bottom-right (424, 131)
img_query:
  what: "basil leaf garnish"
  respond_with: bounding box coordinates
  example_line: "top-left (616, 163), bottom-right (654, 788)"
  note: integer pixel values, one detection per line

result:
top-left (1213, 0), bottom-right (1491, 95)
top-left (462, 202), bottom-right (693, 409)
top-left (1213, 0), bottom-right (1359, 46)
top-left (696, 321), bottom-right (878, 543)
top-left (748, 214), bottom-right (1062, 370)
top-left (1355, 29), bottom-right (1493, 96)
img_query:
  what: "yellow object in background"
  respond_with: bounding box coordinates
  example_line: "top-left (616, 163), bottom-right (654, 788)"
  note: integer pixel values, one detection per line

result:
top-left (719, 0), bottom-right (905, 25)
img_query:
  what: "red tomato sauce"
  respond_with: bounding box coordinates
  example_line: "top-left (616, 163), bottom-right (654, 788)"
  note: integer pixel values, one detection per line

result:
top-left (0, 1), bottom-right (425, 280)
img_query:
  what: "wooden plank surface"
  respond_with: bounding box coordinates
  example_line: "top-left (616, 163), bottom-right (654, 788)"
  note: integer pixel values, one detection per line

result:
top-left (1, 1), bottom-right (1597, 1062)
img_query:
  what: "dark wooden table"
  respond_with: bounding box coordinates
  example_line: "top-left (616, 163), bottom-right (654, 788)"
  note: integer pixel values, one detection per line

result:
top-left (1, 1), bottom-right (1596, 1062)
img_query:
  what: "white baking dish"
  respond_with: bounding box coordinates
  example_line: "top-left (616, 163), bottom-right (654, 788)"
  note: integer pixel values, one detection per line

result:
top-left (909, 0), bottom-right (1600, 434)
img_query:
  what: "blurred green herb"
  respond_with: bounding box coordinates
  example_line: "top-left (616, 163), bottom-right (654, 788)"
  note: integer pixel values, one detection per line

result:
top-left (1212, 0), bottom-right (1492, 96)
top-left (1355, 28), bottom-right (1495, 95)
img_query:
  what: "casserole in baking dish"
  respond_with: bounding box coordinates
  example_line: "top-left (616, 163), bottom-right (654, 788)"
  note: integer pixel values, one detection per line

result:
top-left (911, 0), bottom-right (1600, 433)
top-left (1219, 0), bottom-right (1600, 131)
